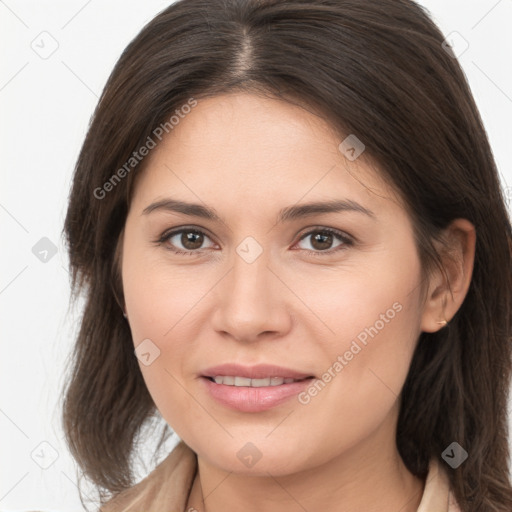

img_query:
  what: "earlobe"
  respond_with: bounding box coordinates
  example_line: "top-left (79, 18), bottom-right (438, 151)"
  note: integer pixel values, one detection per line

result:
top-left (420, 218), bottom-right (476, 333)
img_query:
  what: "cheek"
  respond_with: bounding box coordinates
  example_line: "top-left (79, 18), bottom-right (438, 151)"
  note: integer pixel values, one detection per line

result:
top-left (296, 254), bottom-right (423, 425)
top-left (122, 247), bottom-right (207, 343)
top-left (121, 248), bottom-right (212, 430)
top-left (288, 250), bottom-right (421, 351)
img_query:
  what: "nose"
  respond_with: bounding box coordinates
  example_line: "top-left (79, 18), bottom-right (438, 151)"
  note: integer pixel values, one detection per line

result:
top-left (210, 249), bottom-right (292, 343)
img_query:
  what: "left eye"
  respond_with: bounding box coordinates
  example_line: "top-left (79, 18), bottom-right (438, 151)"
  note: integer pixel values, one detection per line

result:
top-left (156, 227), bottom-right (353, 256)
top-left (295, 228), bottom-right (352, 254)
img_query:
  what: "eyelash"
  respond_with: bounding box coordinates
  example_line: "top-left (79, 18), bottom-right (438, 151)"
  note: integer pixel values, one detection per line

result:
top-left (154, 226), bottom-right (354, 258)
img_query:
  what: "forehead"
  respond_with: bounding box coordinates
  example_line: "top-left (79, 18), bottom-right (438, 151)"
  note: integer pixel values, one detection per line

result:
top-left (130, 92), bottom-right (402, 217)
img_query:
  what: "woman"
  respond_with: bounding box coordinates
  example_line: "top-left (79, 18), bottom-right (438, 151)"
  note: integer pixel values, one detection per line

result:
top-left (62, 0), bottom-right (512, 510)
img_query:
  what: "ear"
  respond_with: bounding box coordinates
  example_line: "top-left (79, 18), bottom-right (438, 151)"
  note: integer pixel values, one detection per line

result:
top-left (420, 218), bottom-right (476, 333)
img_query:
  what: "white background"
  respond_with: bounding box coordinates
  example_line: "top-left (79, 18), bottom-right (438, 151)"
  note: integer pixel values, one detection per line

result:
top-left (1, 0), bottom-right (512, 510)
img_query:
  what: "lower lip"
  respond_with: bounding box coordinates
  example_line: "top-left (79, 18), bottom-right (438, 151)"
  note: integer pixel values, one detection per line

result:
top-left (201, 376), bottom-right (314, 412)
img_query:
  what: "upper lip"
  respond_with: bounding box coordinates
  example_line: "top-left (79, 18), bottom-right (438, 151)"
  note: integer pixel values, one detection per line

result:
top-left (201, 363), bottom-right (314, 380)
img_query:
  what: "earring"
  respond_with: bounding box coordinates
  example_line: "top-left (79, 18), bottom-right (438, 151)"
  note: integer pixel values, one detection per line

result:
top-left (436, 319), bottom-right (448, 327)
top-left (123, 310), bottom-right (127, 319)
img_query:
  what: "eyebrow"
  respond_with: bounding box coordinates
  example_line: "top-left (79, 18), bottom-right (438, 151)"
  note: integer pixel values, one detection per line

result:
top-left (142, 198), bottom-right (376, 223)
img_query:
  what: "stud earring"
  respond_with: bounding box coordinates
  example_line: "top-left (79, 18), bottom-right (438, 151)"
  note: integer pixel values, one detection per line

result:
top-left (436, 319), bottom-right (448, 327)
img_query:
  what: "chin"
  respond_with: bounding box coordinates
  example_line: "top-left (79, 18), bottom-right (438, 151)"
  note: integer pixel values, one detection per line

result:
top-left (195, 440), bottom-right (307, 477)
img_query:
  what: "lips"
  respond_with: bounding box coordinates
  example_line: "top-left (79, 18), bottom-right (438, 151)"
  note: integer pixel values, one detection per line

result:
top-left (199, 363), bottom-right (315, 412)
top-left (211, 376), bottom-right (304, 387)
top-left (201, 363), bottom-right (314, 380)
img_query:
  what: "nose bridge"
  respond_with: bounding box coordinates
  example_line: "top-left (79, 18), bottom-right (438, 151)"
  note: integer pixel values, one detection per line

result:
top-left (228, 245), bottom-right (272, 311)
top-left (228, 232), bottom-right (272, 297)
top-left (211, 242), bottom-right (289, 341)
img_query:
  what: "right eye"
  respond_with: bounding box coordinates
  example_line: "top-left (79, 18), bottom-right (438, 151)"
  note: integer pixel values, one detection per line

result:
top-left (156, 227), bottom-right (217, 255)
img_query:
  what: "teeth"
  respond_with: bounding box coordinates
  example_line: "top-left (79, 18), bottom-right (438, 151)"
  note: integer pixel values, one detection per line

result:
top-left (212, 376), bottom-right (300, 387)
top-left (235, 376), bottom-right (252, 387)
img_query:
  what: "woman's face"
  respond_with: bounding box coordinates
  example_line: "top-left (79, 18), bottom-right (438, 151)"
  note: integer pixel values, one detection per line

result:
top-left (121, 92), bottom-right (431, 475)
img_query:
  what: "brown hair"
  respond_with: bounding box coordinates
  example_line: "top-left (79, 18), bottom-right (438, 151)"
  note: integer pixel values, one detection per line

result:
top-left (62, 0), bottom-right (512, 509)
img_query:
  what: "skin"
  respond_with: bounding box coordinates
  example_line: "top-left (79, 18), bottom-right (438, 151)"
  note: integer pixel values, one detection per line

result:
top-left (120, 92), bottom-right (476, 512)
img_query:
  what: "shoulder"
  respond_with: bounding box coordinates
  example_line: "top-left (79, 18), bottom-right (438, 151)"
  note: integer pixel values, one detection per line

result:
top-left (100, 440), bottom-right (197, 512)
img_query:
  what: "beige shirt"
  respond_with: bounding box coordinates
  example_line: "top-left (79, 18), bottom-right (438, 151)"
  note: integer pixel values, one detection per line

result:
top-left (101, 441), bottom-right (462, 512)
